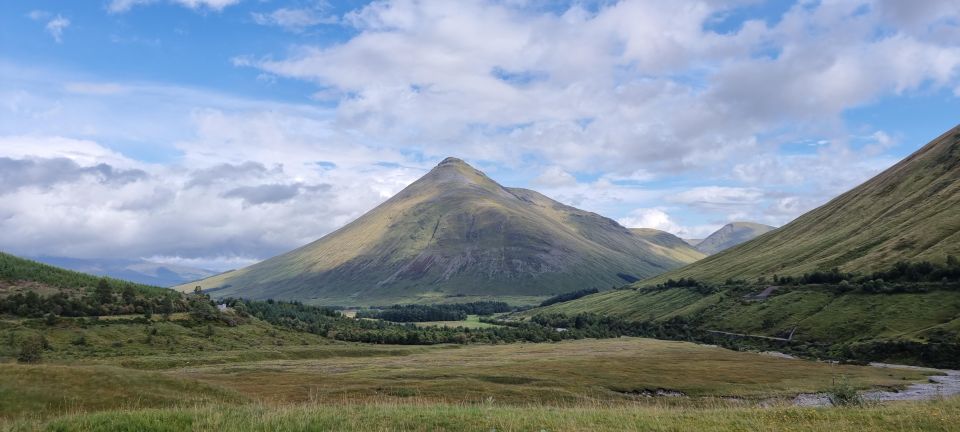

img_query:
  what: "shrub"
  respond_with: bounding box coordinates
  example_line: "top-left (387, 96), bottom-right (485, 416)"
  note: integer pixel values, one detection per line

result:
top-left (826, 376), bottom-right (863, 407)
top-left (17, 337), bottom-right (44, 363)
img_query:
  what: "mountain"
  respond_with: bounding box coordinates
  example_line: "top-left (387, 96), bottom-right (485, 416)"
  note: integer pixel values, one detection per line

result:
top-left (177, 158), bottom-right (703, 306)
top-left (694, 222), bottom-right (776, 255)
top-left (640, 125), bottom-right (960, 283)
top-left (683, 238), bottom-right (704, 247)
top-left (629, 229), bottom-right (705, 263)
top-left (525, 125), bottom-right (960, 365)
top-left (31, 257), bottom-right (217, 288)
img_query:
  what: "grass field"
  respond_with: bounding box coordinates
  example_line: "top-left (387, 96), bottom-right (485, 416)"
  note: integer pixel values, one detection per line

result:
top-left (413, 315), bottom-right (502, 329)
top-left (0, 338), bottom-right (934, 417)
top-left (4, 398), bottom-right (960, 431)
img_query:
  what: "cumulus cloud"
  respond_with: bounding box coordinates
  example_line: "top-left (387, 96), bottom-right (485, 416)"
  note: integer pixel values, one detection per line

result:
top-left (237, 0), bottom-right (960, 176)
top-left (222, 183), bottom-right (303, 206)
top-left (0, 157), bottom-right (146, 193)
top-left (617, 208), bottom-right (719, 239)
top-left (531, 166), bottom-right (577, 188)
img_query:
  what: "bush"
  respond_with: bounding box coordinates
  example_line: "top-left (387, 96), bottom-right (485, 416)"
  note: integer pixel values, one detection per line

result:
top-left (17, 337), bottom-right (44, 363)
top-left (826, 376), bottom-right (863, 407)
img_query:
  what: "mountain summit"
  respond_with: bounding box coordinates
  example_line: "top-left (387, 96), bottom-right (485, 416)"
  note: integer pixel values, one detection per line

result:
top-left (178, 158), bottom-right (702, 305)
top-left (693, 222), bottom-right (776, 255)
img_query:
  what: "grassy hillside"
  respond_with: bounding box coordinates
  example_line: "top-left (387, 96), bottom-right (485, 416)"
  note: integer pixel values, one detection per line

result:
top-left (694, 222), bottom-right (776, 255)
top-left (0, 252), bottom-right (176, 299)
top-left (533, 282), bottom-right (960, 342)
top-left (179, 158), bottom-right (703, 306)
top-left (641, 125), bottom-right (960, 284)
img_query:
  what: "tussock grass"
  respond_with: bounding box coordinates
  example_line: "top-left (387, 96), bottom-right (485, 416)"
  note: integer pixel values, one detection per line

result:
top-left (3, 398), bottom-right (959, 432)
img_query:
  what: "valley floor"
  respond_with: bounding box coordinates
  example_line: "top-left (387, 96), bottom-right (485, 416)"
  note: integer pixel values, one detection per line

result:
top-left (3, 337), bottom-right (959, 431)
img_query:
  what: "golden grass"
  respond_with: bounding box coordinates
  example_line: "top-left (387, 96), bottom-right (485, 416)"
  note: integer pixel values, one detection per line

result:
top-left (166, 338), bottom-right (928, 405)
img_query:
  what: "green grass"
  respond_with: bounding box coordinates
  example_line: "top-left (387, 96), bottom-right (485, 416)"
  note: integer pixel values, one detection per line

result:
top-left (0, 317), bottom-right (332, 363)
top-left (414, 315), bottom-right (502, 329)
top-left (4, 399), bottom-right (960, 432)
top-left (0, 364), bottom-right (243, 420)
top-left (530, 286), bottom-right (960, 348)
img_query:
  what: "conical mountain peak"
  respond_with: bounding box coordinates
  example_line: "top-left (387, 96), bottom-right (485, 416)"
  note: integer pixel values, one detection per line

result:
top-left (179, 154), bottom-right (704, 305)
top-left (438, 156), bottom-right (468, 166)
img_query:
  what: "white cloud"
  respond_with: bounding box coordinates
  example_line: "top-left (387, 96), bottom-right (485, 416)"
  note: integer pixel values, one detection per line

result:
top-left (252, 6), bottom-right (338, 31)
top-left (531, 166), bottom-right (576, 188)
top-left (108, 0), bottom-right (241, 13)
top-left (27, 10), bottom-right (51, 21)
top-left (618, 208), bottom-right (719, 238)
top-left (44, 15), bottom-right (70, 43)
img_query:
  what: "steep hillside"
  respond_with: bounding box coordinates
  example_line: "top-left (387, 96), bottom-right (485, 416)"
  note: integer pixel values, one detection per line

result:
top-left (0, 251), bottom-right (175, 299)
top-left (644, 125), bottom-right (960, 283)
top-left (178, 158), bottom-right (702, 306)
top-left (525, 125), bottom-right (960, 365)
top-left (694, 222), bottom-right (776, 255)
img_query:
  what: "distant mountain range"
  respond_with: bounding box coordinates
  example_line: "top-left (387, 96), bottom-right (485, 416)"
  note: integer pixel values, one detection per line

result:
top-left (30, 256), bottom-right (216, 288)
top-left (691, 222), bottom-right (776, 255)
top-left (177, 158), bottom-right (704, 306)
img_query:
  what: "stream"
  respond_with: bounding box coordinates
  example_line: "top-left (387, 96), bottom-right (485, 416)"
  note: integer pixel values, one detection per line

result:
top-left (793, 362), bottom-right (960, 407)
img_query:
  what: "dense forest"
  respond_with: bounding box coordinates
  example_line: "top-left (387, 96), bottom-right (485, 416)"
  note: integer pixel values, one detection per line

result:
top-left (539, 288), bottom-right (600, 307)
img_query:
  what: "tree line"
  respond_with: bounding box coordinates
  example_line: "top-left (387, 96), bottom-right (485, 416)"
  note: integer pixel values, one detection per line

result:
top-left (355, 301), bottom-right (512, 322)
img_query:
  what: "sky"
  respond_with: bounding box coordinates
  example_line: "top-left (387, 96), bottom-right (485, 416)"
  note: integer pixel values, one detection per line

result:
top-left (1, 0), bottom-right (958, 271)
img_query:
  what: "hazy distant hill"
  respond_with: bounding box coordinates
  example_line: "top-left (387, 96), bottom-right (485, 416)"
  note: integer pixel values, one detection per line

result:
top-left (32, 256), bottom-right (216, 288)
top-left (178, 158), bottom-right (703, 306)
top-left (694, 222), bottom-right (776, 255)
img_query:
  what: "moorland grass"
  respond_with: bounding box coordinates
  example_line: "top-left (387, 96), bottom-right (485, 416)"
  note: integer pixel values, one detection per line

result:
top-left (4, 398), bottom-right (959, 432)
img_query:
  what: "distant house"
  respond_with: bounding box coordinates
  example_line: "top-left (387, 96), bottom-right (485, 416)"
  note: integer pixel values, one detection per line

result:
top-left (217, 304), bottom-right (229, 312)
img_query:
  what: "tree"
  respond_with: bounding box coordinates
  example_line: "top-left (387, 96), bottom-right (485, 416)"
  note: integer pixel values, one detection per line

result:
top-left (122, 285), bottom-right (136, 304)
top-left (95, 279), bottom-right (113, 305)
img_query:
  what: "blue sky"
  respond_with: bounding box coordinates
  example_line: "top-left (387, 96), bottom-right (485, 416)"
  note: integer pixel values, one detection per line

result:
top-left (1, 0), bottom-right (958, 270)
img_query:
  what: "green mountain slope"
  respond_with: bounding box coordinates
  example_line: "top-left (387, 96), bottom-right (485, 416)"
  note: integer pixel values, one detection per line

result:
top-left (646, 124), bottom-right (960, 284)
top-left (694, 222), bottom-right (776, 255)
top-left (177, 158), bottom-right (703, 306)
top-left (525, 125), bottom-right (960, 365)
top-left (0, 251), bottom-right (175, 299)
